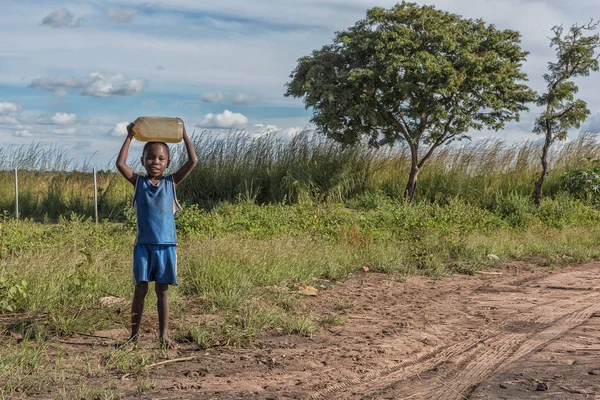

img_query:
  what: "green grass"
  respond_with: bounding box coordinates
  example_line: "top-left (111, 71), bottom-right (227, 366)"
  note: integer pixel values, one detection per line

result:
top-left (4, 132), bottom-right (600, 396)
top-left (2, 200), bottom-right (600, 340)
top-left (322, 314), bottom-right (346, 326)
top-left (1, 201), bottom-right (600, 396)
top-left (3, 131), bottom-right (600, 221)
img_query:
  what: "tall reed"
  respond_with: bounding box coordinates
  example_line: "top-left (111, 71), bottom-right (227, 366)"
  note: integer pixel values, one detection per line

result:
top-left (2, 131), bottom-right (600, 220)
top-left (173, 130), bottom-right (600, 207)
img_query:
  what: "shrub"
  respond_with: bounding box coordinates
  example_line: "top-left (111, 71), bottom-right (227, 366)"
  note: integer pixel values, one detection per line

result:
top-left (560, 163), bottom-right (600, 205)
top-left (491, 192), bottom-right (535, 228)
top-left (536, 194), bottom-right (600, 228)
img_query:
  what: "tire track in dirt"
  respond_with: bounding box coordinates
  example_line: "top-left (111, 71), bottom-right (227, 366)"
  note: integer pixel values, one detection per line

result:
top-left (111, 265), bottom-right (600, 400)
top-left (364, 295), bottom-right (600, 400)
top-left (307, 334), bottom-right (489, 400)
top-left (308, 281), bottom-right (600, 400)
top-left (417, 303), bottom-right (596, 399)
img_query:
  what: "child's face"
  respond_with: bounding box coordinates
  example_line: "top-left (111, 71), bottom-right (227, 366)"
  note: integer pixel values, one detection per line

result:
top-left (141, 143), bottom-right (170, 178)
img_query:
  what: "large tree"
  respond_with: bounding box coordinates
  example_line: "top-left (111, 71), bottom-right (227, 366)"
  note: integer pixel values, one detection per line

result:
top-left (285, 2), bottom-right (536, 202)
top-left (533, 21), bottom-right (600, 204)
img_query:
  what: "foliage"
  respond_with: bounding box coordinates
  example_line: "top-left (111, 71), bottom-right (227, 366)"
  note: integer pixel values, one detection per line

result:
top-left (560, 163), bottom-right (600, 204)
top-left (491, 192), bottom-right (536, 228)
top-left (0, 265), bottom-right (28, 313)
top-left (533, 21), bottom-right (600, 202)
top-left (536, 194), bottom-right (599, 228)
top-left (285, 1), bottom-right (535, 199)
top-left (534, 22), bottom-right (600, 141)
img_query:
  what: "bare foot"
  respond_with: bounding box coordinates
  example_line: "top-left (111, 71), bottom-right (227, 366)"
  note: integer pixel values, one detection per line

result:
top-left (158, 337), bottom-right (178, 350)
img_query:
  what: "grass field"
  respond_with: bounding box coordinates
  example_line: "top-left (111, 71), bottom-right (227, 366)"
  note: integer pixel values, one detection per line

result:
top-left (2, 131), bottom-right (600, 221)
top-left (3, 197), bottom-right (600, 397)
top-left (3, 132), bottom-right (600, 397)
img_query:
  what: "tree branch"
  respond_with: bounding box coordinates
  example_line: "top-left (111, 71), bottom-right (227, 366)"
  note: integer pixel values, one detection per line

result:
top-left (549, 102), bottom-right (578, 124)
top-left (418, 117), bottom-right (454, 169)
top-left (389, 111), bottom-right (412, 145)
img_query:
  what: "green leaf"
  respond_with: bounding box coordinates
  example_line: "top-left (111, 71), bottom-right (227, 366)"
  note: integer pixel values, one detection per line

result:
top-left (285, 2), bottom-right (536, 199)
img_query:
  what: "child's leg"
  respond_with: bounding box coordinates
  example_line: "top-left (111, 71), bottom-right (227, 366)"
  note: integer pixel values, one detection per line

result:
top-left (131, 281), bottom-right (149, 341)
top-left (155, 283), bottom-right (170, 341)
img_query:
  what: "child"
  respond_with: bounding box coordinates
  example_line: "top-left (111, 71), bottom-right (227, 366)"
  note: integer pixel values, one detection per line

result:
top-left (116, 120), bottom-right (198, 349)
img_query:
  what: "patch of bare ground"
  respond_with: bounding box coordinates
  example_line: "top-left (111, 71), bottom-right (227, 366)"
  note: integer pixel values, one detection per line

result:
top-left (22, 262), bottom-right (600, 399)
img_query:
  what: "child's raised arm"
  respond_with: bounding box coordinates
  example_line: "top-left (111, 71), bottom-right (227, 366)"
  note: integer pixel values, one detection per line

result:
top-left (115, 122), bottom-right (138, 186)
top-left (172, 122), bottom-right (198, 185)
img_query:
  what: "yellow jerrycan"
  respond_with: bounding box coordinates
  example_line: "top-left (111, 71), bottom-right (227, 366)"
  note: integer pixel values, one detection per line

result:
top-left (131, 116), bottom-right (183, 143)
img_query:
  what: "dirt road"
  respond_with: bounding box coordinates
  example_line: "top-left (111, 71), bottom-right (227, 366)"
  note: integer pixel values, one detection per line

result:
top-left (94, 263), bottom-right (600, 399)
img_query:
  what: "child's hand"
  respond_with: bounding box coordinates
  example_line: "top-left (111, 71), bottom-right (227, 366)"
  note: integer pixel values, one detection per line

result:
top-left (126, 122), bottom-right (135, 138)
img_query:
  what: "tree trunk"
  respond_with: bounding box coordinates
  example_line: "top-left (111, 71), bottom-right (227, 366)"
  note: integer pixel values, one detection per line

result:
top-left (535, 132), bottom-right (552, 205)
top-left (404, 164), bottom-right (419, 204)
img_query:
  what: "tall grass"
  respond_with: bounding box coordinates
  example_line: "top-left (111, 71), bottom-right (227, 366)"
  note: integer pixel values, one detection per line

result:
top-left (0, 142), bottom-right (83, 171)
top-left (173, 130), bottom-right (600, 207)
top-left (2, 131), bottom-right (600, 220)
top-left (0, 142), bottom-right (131, 221)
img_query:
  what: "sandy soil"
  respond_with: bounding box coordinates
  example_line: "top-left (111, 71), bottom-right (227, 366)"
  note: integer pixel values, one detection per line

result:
top-left (27, 262), bottom-right (600, 399)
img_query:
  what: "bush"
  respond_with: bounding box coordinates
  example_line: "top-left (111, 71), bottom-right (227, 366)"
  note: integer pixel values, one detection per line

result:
top-left (536, 194), bottom-right (600, 228)
top-left (490, 192), bottom-right (535, 228)
top-left (560, 164), bottom-right (600, 205)
top-left (0, 265), bottom-right (28, 313)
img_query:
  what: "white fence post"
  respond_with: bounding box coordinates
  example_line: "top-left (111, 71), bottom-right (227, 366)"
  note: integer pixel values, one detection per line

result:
top-left (93, 168), bottom-right (98, 224)
top-left (14, 167), bottom-right (18, 220)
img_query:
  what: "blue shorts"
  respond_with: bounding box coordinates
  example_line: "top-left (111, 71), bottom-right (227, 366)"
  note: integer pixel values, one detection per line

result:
top-left (133, 244), bottom-right (178, 285)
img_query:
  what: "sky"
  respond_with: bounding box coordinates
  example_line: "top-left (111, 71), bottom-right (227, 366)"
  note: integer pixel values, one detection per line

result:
top-left (1, 0), bottom-right (600, 169)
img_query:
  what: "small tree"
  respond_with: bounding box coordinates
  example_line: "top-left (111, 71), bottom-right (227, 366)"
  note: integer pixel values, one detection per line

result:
top-left (534, 21), bottom-right (600, 204)
top-left (285, 2), bottom-right (536, 202)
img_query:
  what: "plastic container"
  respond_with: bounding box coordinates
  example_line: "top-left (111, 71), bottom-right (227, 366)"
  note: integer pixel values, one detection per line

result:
top-left (132, 116), bottom-right (183, 143)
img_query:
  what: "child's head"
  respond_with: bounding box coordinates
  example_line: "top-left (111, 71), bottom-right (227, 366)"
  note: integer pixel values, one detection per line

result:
top-left (141, 142), bottom-right (170, 178)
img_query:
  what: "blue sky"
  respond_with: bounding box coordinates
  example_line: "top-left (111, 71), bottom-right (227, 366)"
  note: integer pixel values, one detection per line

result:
top-left (1, 0), bottom-right (600, 168)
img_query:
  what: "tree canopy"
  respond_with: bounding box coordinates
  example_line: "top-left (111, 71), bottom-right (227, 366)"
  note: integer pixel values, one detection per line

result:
top-left (285, 1), bottom-right (536, 200)
top-left (534, 22), bottom-right (599, 142)
top-left (533, 21), bottom-right (599, 204)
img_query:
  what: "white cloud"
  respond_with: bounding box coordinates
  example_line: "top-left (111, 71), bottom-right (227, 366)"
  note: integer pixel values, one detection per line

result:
top-left (51, 113), bottom-right (77, 125)
top-left (281, 126), bottom-right (303, 139)
top-left (201, 91), bottom-right (225, 103)
top-left (0, 116), bottom-right (19, 124)
top-left (196, 110), bottom-right (248, 129)
top-left (41, 9), bottom-right (75, 28)
top-left (83, 73), bottom-right (145, 97)
top-left (107, 7), bottom-right (139, 23)
top-left (36, 112), bottom-right (77, 125)
top-left (251, 123), bottom-right (280, 138)
top-left (13, 129), bottom-right (32, 137)
top-left (29, 76), bottom-right (82, 96)
top-left (29, 73), bottom-right (145, 97)
top-left (0, 102), bottom-right (22, 115)
top-left (250, 123), bottom-right (303, 140)
top-left (107, 122), bottom-right (130, 137)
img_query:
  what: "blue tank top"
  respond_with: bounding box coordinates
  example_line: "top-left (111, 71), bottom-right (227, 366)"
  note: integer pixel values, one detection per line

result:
top-left (132, 175), bottom-right (181, 245)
